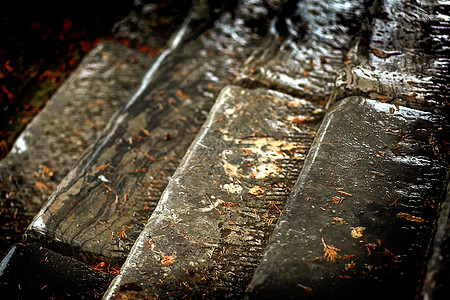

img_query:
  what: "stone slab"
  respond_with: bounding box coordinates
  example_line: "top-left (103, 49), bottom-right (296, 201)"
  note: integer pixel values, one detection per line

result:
top-left (247, 97), bottom-right (449, 299)
top-left (0, 41), bottom-right (153, 258)
top-left (25, 0), bottom-right (274, 266)
top-left (236, 0), bottom-right (371, 102)
top-left (104, 85), bottom-right (324, 299)
top-left (0, 243), bottom-right (113, 299)
top-left (333, 0), bottom-right (449, 112)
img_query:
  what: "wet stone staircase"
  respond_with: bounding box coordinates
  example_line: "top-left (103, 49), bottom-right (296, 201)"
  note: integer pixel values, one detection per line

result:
top-left (0, 0), bottom-right (448, 299)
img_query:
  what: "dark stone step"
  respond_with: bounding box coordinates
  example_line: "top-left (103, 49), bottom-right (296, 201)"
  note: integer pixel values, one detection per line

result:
top-left (236, 0), bottom-right (372, 102)
top-left (25, 0), bottom-right (274, 267)
top-left (103, 85), bottom-right (324, 299)
top-left (0, 243), bottom-right (112, 299)
top-left (99, 0), bottom-right (375, 297)
top-left (6, 0), bottom-right (446, 298)
top-left (246, 97), bottom-right (448, 299)
top-left (331, 0), bottom-right (449, 112)
top-left (0, 41), bottom-right (154, 258)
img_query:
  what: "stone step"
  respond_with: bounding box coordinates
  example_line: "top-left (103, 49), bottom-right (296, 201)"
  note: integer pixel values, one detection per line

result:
top-left (246, 96), bottom-right (448, 299)
top-left (0, 40), bottom-right (155, 258)
top-left (24, 0), bottom-right (274, 267)
top-left (0, 0), bottom-right (194, 259)
top-left (247, 0), bottom-right (449, 298)
top-left (0, 242), bottom-right (112, 299)
top-left (330, 0), bottom-right (449, 112)
top-left (102, 0), bottom-right (374, 298)
top-left (0, 1), bottom-right (211, 297)
top-left (236, 0), bottom-right (372, 102)
top-left (419, 4), bottom-right (450, 292)
top-left (1, 0), bottom-right (446, 298)
top-left (0, 3), bottom-right (191, 296)
top-left (104, 85), bottom-right (324, 299)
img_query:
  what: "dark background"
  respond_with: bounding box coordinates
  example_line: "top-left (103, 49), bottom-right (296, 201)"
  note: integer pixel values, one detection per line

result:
top-left (0, 1), bottom-right (136, 159)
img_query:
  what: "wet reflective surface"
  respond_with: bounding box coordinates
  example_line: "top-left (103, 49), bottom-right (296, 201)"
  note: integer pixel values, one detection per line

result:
top-left (25, 0), bottom-right (274, 266)
top-left (104, 86), bottom-right (323, 299)
top-left (236, 0), bottom-right (371, 102)
top-left (332, 0), bottom-right (449, 112)
top-left (248, 97), bottom-right (449, 299)
top-left (0, 41), bottom-right (154, 260)
top-left (0, 0), bottom-right (447, 298)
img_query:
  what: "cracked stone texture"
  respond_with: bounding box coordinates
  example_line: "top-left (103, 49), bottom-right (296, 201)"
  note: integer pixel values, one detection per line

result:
top-left (104, 85), bottom-right (324, 300)
top-left (247, 97), bottom-right (449, 299)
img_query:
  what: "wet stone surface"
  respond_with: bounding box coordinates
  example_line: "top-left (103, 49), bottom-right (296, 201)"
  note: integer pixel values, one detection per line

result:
top-left (25, 0), bottom-right (274, 267)
top-left (3, 0), bottom-right (447, 298)
top-left (236, 0), bottom-right (372, 102)
top-left (247, 97), bottom-right (449, 299)
top-left (0, 41), bottom-right (153, 259)
top-left (333, 0), bottom-right (449, 112)
top-left (104, 85), bottom-right (324, 299)
top-left (0, 243), bottom-right (112, 299)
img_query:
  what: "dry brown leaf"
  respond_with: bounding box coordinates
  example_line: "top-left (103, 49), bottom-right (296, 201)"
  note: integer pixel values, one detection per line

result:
top-left (397, 212), bottom-right (424, 223)
top-left (322, 237), bottom-right (341, 262)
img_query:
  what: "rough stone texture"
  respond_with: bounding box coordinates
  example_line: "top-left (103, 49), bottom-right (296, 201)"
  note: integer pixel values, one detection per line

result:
top-left (422, 182), bottom-right (450, 300)
top-left (0, 243), bottom-right (113, 299)
top-left (0, 41), bottom-right (153, 258)
top-left (25, 0), bottom-right (274, 267)
top-left (236, 0), bottom-right (372, 103)
top-left (247, 97), bottom-right (448, 299)
top-left (332, 0), bottom-right (449, 112)
top-left (103, 85), bottom-right (324, 300)
top-left (4, 0), bottom-right (446, 298)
